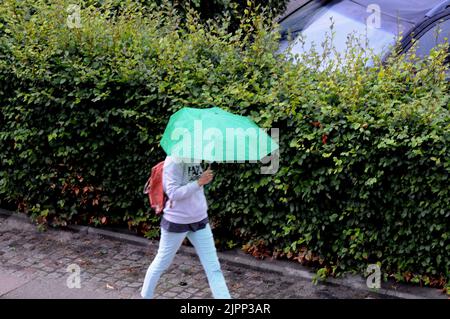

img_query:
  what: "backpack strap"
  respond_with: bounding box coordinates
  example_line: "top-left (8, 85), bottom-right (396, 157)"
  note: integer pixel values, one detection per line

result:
top-left (143, 175), bottom-right (151, 194)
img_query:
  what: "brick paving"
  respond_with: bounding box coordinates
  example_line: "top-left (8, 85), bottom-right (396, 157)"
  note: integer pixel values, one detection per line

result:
top-left (0, 213), bottom-right (381, 299)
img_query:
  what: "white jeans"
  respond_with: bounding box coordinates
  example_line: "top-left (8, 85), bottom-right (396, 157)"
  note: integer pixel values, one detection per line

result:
top-left (140, 223), bottom-right (231, 299)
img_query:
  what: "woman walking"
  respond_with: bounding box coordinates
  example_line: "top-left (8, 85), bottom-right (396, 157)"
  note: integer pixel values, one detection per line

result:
top-left (140, 156), bottom-right (231, 299)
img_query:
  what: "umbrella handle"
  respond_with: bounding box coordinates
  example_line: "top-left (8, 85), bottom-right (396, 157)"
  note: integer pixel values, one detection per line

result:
top-left (209, 162), bottom-right (218, 171)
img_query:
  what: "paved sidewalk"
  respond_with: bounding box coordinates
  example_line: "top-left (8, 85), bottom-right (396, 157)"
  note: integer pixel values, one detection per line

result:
top-left (0, 211), bottom-right (445, 299)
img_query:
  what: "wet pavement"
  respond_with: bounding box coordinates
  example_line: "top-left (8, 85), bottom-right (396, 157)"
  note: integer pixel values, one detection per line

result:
top-left (0, 213), bottom-right (383, 299)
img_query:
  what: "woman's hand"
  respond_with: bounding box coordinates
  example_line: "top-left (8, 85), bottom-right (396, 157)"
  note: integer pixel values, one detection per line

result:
top-left (197, 166), bottom-right (214, 186)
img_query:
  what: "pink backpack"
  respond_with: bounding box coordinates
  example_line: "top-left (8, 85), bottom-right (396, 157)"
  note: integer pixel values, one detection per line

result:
top-left (143, 161), bottom-right (168, 215)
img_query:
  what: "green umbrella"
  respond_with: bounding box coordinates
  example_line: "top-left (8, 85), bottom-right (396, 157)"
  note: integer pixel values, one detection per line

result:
top-left (160, 107), bottom-right (278, 162)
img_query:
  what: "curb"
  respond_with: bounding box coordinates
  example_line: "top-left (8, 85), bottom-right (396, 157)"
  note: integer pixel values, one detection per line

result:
top-left (0, 209), bottom-right (446, 299)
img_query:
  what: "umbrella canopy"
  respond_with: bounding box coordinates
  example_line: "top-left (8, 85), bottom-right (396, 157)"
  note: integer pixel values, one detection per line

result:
top-left (160, 107), bottom-right (279, 162)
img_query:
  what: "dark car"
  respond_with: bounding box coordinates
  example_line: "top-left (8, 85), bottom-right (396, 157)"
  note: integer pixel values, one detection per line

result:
top-left (277, 0), bottom-right (450, 66)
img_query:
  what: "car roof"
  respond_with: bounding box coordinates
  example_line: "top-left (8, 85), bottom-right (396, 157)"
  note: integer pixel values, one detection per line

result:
top-left (350, 0), bottom-right (446, 23)
top-left (278, 0), bottom-right (447, 25)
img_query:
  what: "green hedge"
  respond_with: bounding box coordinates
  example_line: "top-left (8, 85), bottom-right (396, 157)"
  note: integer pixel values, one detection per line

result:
top-left (0, 0), bottom-right (449, 288)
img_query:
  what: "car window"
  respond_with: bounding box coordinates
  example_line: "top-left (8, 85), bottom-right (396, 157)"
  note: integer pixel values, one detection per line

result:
top-left (410, 18), bottom-right (450, 58)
